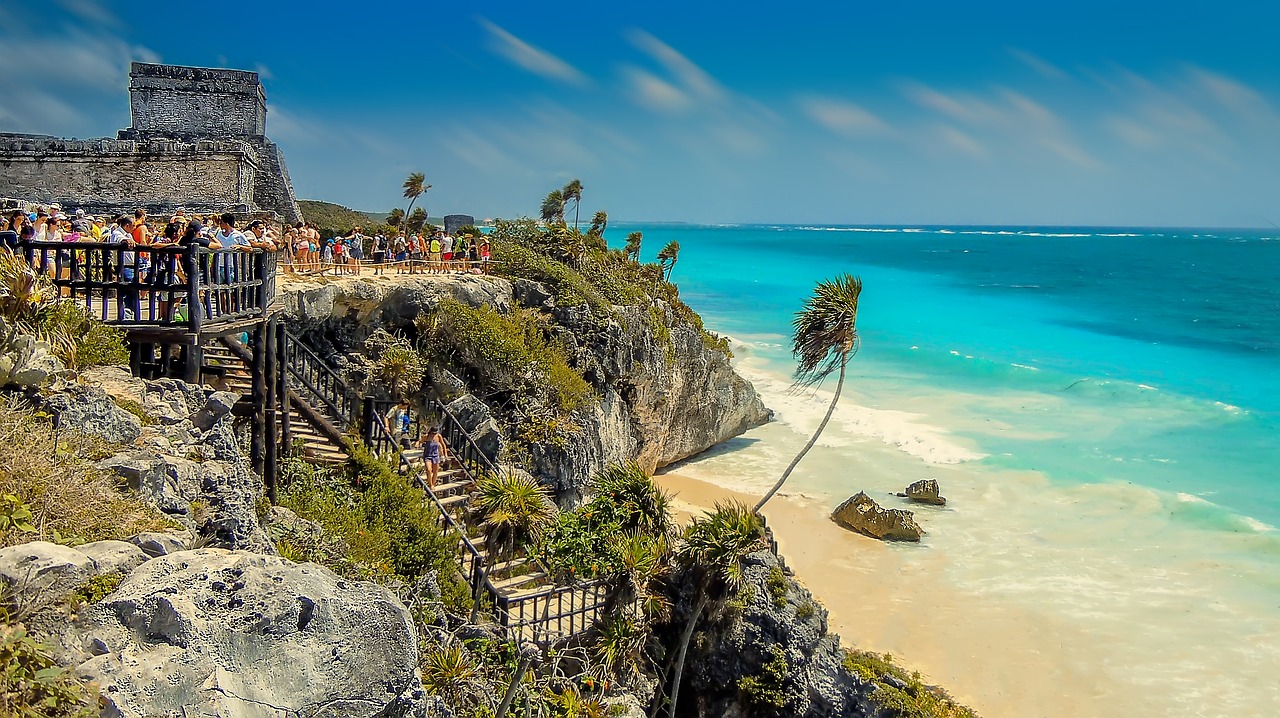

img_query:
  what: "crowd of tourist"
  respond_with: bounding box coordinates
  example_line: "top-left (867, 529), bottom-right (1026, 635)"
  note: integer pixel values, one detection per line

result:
top-left (284, 225), bottom-right (491, 276)
top-left (0, 203), bottom-right (493, 281)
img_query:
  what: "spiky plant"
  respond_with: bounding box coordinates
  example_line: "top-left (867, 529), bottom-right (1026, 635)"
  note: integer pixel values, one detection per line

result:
top-left (624, 231), bottom-right (643, 262)
top-left (362, 330), bottom-right (424, 401)
top-left (0, 249), bottom-right (58, 333)
top-left (656, 241), bottom-right (680, 281)
top-left (588, 210), bottom-right (608, 239)
top-left (593, 461), bottom-right (673, 537)
top-left (419, 644), bottom-right (482, 706)
top-left (473, 468), bottom-right (558, 560)
top-left (754, 274), bottom-right (863, 512)
top-left (594, 614), bottom-right (649, 680)
top-left (540, 189), bottom-right (566, 225)
top-left (665, 501), bottom-right (768, 718)
top-left (604, 531), bottom-right (671, 622)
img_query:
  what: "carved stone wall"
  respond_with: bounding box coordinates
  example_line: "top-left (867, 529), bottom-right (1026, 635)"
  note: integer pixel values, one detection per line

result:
top-left (0, 63), bottom-right (300, 223)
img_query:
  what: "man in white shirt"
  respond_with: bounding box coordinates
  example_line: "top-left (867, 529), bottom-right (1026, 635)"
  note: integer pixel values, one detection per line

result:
top-left (213, 213), bottom-right (250, 312)
top-left (440, 233), bottom-right (453, 271)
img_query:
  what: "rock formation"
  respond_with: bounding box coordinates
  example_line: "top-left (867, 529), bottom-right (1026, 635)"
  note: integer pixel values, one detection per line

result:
top-left (65, 549), bottom-right (419, 718)
top-left (897, 478), bottom-right (947, 506)
top-left (831, 491), bottom-right (924, 541)
top-left (279, 275), bottom-right (771, 503)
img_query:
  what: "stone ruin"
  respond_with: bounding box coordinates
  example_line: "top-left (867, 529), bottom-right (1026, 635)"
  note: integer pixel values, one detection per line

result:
top-left (0, 63), bottom-right (302, 223)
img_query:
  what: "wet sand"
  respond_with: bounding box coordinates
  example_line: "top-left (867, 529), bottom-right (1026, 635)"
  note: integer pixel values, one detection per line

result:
top-left (654, 471), bottom-right (1137, 718)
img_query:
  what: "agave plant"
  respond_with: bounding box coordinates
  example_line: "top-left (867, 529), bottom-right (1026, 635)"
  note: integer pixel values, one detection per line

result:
top-left (593, 461), bottom-right (674, 537)
top-left (593, 613), bottom-right (649, 682)
top-left (605, 530), bottom-right (671, 623)
top-left (0, 249), bottom-right (58, 333)
top-left (419, 644), bottom-right (485, 707)
top-left (473, 468), bottom-right (558, 560)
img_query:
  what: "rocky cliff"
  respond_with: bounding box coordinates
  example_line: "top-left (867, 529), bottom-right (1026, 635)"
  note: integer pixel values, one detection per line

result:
top-left (278, 275), bottom-right (771, 501)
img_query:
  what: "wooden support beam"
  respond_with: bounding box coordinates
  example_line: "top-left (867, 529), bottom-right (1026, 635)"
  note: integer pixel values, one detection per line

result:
top-left (264, 318), bottom-right (279, 504)
top-left (250, 321), bottom-right (267, 478)
top-left (279, 327), bottom-right (291, 457)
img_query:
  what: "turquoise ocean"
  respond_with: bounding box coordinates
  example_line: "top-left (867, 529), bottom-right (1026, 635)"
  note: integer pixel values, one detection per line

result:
top-left (616, 223), bottom-right (1280, 716)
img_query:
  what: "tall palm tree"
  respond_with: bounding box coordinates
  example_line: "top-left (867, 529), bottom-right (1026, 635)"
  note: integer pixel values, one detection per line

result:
top-left (400, 172), bottom-right (430, 235)
top-left (753, 274), bottom-right (863, 512)
top-left (663, 501), bottom-right (768, 718)
top-left (657, 241), bottom-right (680, 281)
top-left (624, 231), bottom-right (643, 262)
top-left (562, 179), bottom-right (584, 231)
top-left (540, 189), bottom-right (565, 225)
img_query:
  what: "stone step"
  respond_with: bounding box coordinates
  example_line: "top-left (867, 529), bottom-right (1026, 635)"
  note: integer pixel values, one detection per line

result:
top-left (491, 571), bottom-right (548, 593)
top-left (437, 494), bottom-right (470, 512)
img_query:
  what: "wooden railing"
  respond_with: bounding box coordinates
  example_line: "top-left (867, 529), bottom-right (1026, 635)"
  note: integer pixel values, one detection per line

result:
top-left (279, 331), bottom-right (608, 646)
top-left (15, 240), bottom-right (276, 333)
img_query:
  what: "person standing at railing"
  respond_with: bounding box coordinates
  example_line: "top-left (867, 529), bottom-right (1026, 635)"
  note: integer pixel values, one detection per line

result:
top-left (371, 233), bottom-right (387, 275)
top-left (107, 215), bottom-right (140, 321)
top-left (386, 400), bottom-right (413, 449)
top-left (215, 213), bottom-right (251, 313)
top-left (417, 426), bottom-right (450, 489)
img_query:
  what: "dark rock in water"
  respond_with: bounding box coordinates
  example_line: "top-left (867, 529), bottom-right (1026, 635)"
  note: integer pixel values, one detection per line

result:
top-left (832, 492), bottom-right (924, 541)
top-left (899, 478), bottom-right (947, 506)
top-left (66, 549), bottom-right (419, 718)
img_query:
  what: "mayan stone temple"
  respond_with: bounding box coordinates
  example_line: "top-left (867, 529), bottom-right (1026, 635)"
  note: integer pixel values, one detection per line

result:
top-left (0, 62), bottom-right (302, 223)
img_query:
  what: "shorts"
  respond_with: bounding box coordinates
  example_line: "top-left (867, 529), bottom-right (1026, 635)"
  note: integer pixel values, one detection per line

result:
top-left (443, 252), bottom-right (452, 262)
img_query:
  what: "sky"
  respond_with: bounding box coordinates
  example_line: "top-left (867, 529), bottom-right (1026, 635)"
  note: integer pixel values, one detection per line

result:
top-left (3, 0), bottom-right (1280, 227)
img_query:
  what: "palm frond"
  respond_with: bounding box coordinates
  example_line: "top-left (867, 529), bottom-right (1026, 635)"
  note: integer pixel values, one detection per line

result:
top-left (791, 274), bottom-right (862, 388)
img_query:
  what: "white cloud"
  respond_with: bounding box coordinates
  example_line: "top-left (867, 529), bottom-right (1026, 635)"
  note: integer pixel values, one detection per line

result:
top-left (51, 0), bottom-right (118, 28)
top-left (478, 18), bottom-right (590, 88)
top-left (799, 95), bottom-right (888, 136)
top-left (626, 29), bottom-right (725, 104)
top-left (254, 63), bottom-right (275, 81)
top-left (622, 67), bottom-right (691, 113)
top-left (935, 125), bottom-right (986, 158)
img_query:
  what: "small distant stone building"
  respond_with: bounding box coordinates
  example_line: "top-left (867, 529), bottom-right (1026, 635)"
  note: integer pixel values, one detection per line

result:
top-left (0, 63), bottom-right (302, 223)
top-left (443, 214), bottom-right (475, 235)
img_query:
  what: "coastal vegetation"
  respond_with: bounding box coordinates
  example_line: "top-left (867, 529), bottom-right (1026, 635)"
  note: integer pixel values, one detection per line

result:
top-left (297, 199), bottom-right (390, 237)
top-left (754, 273), bottom-right (863, 511)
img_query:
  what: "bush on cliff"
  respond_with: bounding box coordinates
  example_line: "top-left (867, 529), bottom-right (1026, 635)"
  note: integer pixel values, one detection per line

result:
top-left (843, 650), bottom-right (978, 718)
top-left (276, 449), bottom-right (470, 610)
top-left (418, 300), bottom-right (594, 417)
top-left (0, 398), bottom-right (168, 549)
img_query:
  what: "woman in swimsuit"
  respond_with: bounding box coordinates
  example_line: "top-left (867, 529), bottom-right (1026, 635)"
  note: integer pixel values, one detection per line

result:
top-left (418, 426), bottom-right (449, 489)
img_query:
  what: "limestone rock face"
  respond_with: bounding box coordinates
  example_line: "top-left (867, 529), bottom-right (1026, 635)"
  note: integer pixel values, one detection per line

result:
top-left (43, 383), bottom-right (142, 445)
top-left (69, 549), bottom-right (419, 718)
top-left (0, 541), bottom-right (97, 599)
top-left (902, 479), bottom-right (946, 506)
top-left (831, 492), bottom-right (924, 542)
top-left (664, 550), bottom-right (878, 717)
top-left (125, 531), bottom-right (192, 558)
top-left (278, 276), bottom-right (772, 504)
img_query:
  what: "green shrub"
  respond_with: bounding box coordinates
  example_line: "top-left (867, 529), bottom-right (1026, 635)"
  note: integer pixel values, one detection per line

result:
top-left (35, 299), bottom-right (129, 370)
top-left (0, 621), bottom-right (96, 717)
top-left (766, 565), bottom-right (788, 608)
top-left (796, 600), bottom-right (816, 620)
top-left (737, 644), bottom-right (793, 712)
top-left (277, 449), bottom-right (470, 610)
top-left (491, 239), bottom-right (608, 312)
top-left (69, 573), bottom-right (122, 608)
top-left (842, 649), bottom-right (978, 718)
top-left (420, 300), bottom-right (594, 416)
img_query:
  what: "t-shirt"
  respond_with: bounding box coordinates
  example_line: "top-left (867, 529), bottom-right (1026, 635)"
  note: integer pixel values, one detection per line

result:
top-left (107, 226), bottom-right (135, 264)
top-left (385, 406), bottom-right (410, 434)
top-left (441, 237), bottom-right (453, 254)
top-left (215, 228), bottom-right (249, 248)
top-left (429, 239), bottom-right (441, 253)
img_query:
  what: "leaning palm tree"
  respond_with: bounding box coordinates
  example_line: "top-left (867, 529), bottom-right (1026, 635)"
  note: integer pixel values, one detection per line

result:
top-left (562, 179), bottom-right (584, 231)
top-left (400, 172), bottom-right (430, 234)
top-left (753, 274), bottom-right (863, 512)
top-left (588, 210), bottom-right (608, 239)
top-left (663, 501), bottom-right (769, 718)
top-left (624, 231), bottom-right (643, 262)
top-left (657, 241), bottom-right (680, 281)
top-left (540, 189), bottom-right (566, 225)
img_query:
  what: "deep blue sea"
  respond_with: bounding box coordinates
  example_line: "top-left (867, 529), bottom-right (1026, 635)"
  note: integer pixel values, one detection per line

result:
top-left (613, 223), bottom-right (1280, 716)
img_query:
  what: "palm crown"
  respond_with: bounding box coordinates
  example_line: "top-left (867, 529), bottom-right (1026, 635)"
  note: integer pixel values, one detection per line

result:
top-left (792, 274), bottom-right (862, 388)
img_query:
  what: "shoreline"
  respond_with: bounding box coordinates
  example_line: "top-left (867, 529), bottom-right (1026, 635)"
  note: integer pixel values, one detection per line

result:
top-left (653, 470), bottom-right (1136, 718)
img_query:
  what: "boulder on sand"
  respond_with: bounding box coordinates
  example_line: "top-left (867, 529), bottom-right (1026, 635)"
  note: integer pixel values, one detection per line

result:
top-left (831, 492), bottom-right (924, 542)
top-left (896, 479), bottom-right (947, 506)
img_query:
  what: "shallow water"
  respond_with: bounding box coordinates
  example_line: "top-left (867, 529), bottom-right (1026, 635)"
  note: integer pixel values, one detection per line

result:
top-left (624, 223), bottom-right (1280, 717)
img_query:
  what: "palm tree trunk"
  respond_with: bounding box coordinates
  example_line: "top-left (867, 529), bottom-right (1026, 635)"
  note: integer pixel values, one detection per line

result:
top-left (402, 198), bottom-right (417, 234)
top-left (753, 355), bottom-right (847, 512)
top-left (495, 653), bottom-right (532, 717)
top-left (573, 201), bottom-right (580, 232)
top-left (668, 591), bottom-right (709, 718)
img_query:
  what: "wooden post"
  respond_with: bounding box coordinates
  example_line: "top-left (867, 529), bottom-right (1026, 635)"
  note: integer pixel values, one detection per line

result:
top-left (361, 396), bottom-right (376, 449)
top-left (250, 322), bottom-right (267, 478)
top-left (186, 245), bottom-right (203, 335)
top-left (278, 326), bottom-right (291, 456)
top-left (264, 317), bottom-right (279, 504)
top-left (183, 342), bottom-right (202, 385)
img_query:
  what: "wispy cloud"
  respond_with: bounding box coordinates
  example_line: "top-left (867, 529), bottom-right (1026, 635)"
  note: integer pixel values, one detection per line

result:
top-left (626, 29), bottom-right (725, 104)
top-left (799, 95), bottom-right (888, 137)
top-left (1008, 48), bottom-right (1067, 79)
top-left (622, 67), bottom-right (691, 113)
top-left (477, 18), bottom-right (590, 88)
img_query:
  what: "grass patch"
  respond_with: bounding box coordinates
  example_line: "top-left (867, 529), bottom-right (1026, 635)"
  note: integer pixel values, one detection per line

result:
top-left (113, 398), bottom-right (156, 426)
top-left (843, 649), bottom-right (979, 718)
top-left (0, 398), bottom-right (168, 549)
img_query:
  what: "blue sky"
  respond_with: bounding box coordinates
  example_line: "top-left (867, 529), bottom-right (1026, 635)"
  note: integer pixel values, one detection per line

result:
top-left (3, 0), bottom-right (1279, 226)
